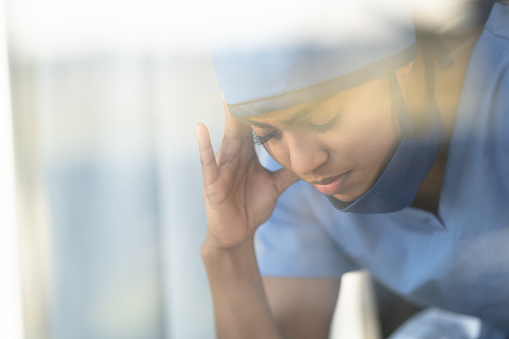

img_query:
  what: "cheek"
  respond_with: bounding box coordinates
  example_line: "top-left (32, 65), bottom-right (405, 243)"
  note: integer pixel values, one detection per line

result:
top-left (359, 120), bottom-right (400, 173)
top-left (263, 144), bottom-right (291, 168)
top-left (335, 103), bottom-right (399, 168)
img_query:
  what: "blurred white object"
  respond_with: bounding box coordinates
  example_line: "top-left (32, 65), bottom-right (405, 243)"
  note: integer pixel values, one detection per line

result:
top-left (0, 0), bottom-right (25, 338)
top-left (330, 270), bottom-right (381, 339)
top-left (388, 307), bottom-right (481, 339)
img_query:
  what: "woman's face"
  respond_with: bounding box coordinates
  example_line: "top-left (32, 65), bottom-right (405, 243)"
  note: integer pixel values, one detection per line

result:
top-left (241, 76), bottom-right (402, 202)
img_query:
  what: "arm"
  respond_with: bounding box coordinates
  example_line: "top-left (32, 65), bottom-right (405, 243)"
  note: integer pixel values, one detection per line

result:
top-left (263, 277), bottom-right (341, 339)
top-left (202, 240), bottom-right (341, 339)
top-left (197, 104), bottom-right (298, 338)
top-left (198, 104), bottom-right (338, 338)
top-left (201, 239), bottom-right (281, 339)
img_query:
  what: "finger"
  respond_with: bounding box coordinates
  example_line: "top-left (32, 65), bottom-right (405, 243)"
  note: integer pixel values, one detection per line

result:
top-left (216, 99), bottom-right (255, 165)
top-left (196, 122), bottom-right (219, 186)
top-left (272, 167), bottom-right (300, 196)
top-left (221, 96), bottom-right (252, 142)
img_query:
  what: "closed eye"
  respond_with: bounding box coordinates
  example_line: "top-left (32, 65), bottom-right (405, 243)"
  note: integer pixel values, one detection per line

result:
top-left (252, 129), bottom-right (281, 145)
top-left (309, 113), bottom-right (339, 133)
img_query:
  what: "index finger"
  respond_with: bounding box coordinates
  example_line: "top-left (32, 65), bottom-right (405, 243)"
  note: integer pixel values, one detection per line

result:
top-left (196, 122), bottom-right (219, 186)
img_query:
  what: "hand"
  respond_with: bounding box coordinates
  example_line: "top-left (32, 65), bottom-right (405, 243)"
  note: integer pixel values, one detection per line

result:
top-left (197, 103), bottom-right (299, 250)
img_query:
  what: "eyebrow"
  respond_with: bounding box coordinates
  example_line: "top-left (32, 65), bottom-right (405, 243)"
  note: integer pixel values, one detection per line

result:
top-left (239, 118), bottom-right (271, 128)
top-left (240, 97), bottom-right (331, 128)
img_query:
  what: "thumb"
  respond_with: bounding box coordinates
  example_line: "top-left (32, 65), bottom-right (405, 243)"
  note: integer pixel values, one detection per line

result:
top-left (272, 167), bottom-right (300, 196)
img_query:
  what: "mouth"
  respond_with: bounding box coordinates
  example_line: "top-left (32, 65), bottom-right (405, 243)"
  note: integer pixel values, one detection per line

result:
top-left (311, 171), bottom-right (351, 195)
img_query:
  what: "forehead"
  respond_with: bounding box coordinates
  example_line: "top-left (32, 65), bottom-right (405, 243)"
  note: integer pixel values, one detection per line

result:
top-left (240, 76), bottom-right (388, 125)
top-left (240, 98), bottom-right (326, 126)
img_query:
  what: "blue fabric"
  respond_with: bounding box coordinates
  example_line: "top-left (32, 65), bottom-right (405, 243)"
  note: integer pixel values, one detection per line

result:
top-left (255, 3), bottom-right (509, 336)
top-left (210, 1), bottom-right (415, 117)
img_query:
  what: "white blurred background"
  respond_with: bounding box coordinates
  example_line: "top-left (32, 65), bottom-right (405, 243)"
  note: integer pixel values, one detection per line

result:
top-left (5, 1), bottom-right (226, 338)
top-left (0, 0), bottom-right (489, 338)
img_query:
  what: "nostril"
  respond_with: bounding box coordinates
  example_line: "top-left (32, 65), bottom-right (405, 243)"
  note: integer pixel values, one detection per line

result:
top-left (289, 148), bottom-right (328, 176)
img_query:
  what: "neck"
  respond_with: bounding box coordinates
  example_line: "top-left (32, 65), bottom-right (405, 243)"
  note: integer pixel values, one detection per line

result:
top-left (398, 26), bottom-right (483, 141)
top-left (433, 25), bottom-right (484, 140)
top-left (409, 25), bottom-right (484, 216)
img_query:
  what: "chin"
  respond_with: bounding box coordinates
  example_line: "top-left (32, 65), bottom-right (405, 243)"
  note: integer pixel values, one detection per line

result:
top-left (333, 172), bottom-right (379, 202)
top-left (331, 193), bottom-right (357, 203)
top-left (331, 184), bottom-right (369, 202)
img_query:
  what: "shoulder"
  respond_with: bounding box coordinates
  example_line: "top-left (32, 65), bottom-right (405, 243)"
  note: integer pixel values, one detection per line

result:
top-left (473, 3), bottom-right (509, 134)
top-left (456, 3), bottom-right (509, 131)
top-left (473, 3), bottom-right (509, 82)
top-left (483, 2), bottom-right (509, 42)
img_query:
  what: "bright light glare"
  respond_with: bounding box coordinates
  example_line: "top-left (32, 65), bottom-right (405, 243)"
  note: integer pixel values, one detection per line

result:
top-left (8, 0), bottom-right (473, 59)
top-left (0, 0), bottom-right (25, 338)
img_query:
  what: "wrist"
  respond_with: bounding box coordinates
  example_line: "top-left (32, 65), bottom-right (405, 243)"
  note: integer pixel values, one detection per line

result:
top-left (201, 227), bottom-right (255, 252)
top-left (201, 234), bottom-right (255, 259)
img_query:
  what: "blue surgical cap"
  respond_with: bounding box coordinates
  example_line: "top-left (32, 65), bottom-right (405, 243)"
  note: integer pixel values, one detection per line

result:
top-left (210, 0), bottom-right (416, 117)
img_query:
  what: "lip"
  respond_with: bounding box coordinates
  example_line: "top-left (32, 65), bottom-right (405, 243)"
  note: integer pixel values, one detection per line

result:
top-left (311, 171), bottom-right (350, 195)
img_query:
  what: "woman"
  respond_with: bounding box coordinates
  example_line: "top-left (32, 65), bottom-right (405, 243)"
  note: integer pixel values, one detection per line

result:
top-left (197, 1), bottom-right (509, 338)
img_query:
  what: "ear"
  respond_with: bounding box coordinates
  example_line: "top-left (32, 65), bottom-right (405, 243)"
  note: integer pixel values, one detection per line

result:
top-left (394, 60), bottom-right (421, 102)
top-left (398, 60), bottom-right (415, 75)
top-left (396, 43), bottom-right (428, 91)
top-left (395, 60), bottom-right (415, 86)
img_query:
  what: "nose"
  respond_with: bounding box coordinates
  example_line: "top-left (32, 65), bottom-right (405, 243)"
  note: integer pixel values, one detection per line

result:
top-left (286, 133), bottom-right (328, 176)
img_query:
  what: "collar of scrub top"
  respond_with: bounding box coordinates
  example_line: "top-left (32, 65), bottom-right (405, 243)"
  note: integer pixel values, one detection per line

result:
top-left (210, 0), bottom-right (418, 117)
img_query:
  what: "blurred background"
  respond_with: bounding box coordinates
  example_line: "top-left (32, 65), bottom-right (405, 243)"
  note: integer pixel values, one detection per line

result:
top-left (0, 0), bottom-right (494, 338)
top-left (4, 1), bottom-right (225, 338)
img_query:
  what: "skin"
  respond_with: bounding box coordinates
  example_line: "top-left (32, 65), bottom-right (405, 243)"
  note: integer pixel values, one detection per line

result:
top-left (197, 26), bottom-right (483, 339)
top-left (242, 74), bottom-right (403, 203)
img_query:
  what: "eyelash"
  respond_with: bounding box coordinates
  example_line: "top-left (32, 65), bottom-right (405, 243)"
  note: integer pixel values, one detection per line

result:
top-left (309, 113), bottom-right (339, 133)
top-left (253, 130), bottom-right (281, 146)
top-left (252, 113), bottom-right (339, 146)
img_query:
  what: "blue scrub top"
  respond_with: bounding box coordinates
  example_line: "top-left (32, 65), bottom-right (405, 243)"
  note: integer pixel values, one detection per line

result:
top-left (255, 3), bottom-right (509, 335)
